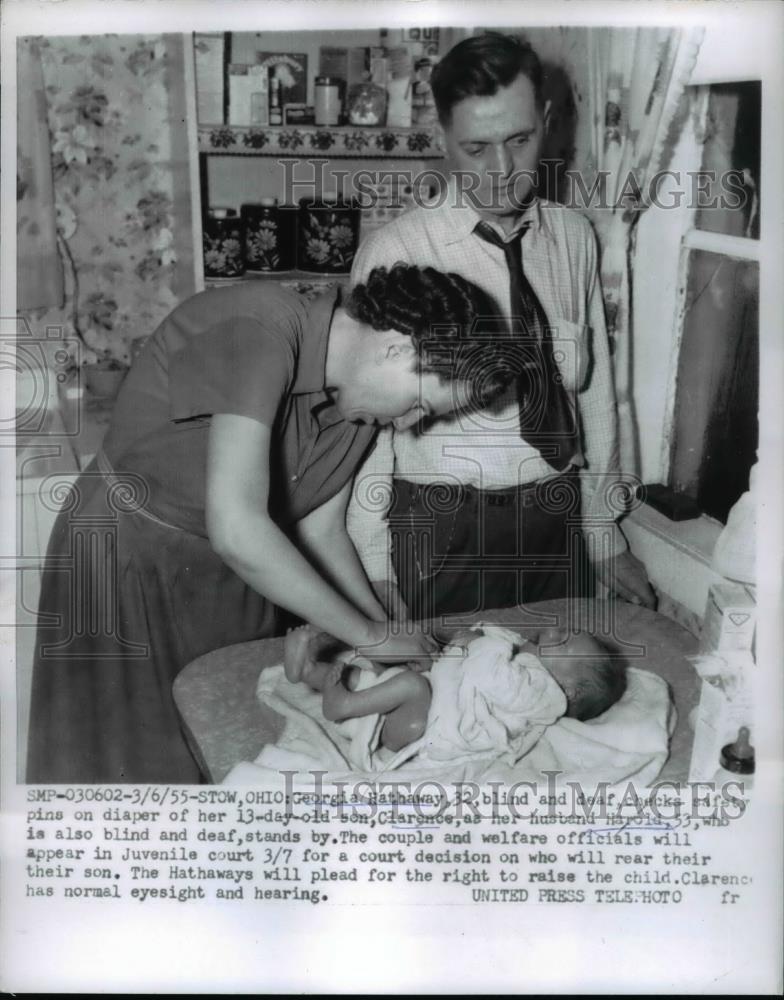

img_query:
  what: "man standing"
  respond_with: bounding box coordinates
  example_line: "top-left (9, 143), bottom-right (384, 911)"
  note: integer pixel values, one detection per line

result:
top-left (347, 32), bottom-right (655, 621)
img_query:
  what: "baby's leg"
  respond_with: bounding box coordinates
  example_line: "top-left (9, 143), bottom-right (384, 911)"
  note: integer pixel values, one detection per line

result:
top-left (322, 667), bottom-right (431, 752)
top-left (380, 672), bottom-right (432, 752)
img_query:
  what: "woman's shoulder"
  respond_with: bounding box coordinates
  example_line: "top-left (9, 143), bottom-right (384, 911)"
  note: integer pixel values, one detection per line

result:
top-left (186, 280), bottom-right (308, 330)
top-left (151, 281), bottom-right (311, 361)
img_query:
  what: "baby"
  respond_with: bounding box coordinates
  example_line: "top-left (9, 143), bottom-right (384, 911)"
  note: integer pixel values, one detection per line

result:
top-left (284, 624), bottom-right (627, 754)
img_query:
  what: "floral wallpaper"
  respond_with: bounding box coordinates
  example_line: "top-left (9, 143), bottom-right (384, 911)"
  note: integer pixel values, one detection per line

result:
top-left (18, 34), bottom-right (196, 368)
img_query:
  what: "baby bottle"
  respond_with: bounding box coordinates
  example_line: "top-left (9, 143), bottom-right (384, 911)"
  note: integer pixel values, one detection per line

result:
top-left (713, 725), bottom-right (755, 792)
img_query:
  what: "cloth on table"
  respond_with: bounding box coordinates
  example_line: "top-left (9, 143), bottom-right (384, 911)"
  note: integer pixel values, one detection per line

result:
top-left (223, 626), bottom-right (676, 788)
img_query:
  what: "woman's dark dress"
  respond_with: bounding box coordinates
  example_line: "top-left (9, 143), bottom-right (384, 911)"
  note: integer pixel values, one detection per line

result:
top-left (27, 283), bottom-right (375, 784)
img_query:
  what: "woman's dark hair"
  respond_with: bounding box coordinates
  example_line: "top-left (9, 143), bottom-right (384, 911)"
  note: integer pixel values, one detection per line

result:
top-left (431, 32), bottom-right (544, 125)
top-left (346, 263), bottom-right (516, 411)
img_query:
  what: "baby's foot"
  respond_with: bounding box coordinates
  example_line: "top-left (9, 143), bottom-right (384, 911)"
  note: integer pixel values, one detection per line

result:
top-left (284, 625), bottom-right (316, 682)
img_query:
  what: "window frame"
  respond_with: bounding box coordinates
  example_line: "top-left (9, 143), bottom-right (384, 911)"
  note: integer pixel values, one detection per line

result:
top-left (659, 82), bottom-right (761, 509)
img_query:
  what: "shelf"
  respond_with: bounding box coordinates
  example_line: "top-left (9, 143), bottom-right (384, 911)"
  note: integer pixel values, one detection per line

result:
top-left (204, 270), bottom-right (350, 298)
top-left (198, 123), bottom-right (444, 159)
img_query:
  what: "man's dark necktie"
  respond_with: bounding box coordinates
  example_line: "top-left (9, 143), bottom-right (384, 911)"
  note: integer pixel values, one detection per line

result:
top-left (474, 220), bottom-right (578, 472)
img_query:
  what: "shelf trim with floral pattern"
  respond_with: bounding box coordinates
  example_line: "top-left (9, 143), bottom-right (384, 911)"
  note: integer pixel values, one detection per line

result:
top-left (198, 124), bottom-right (444, 158)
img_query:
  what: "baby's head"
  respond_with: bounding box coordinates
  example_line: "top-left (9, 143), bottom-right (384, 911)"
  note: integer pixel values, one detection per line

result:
top-left (534, 627), bottom-right (626, 721)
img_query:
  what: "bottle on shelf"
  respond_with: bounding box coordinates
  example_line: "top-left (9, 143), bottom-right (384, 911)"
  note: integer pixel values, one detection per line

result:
top-left (268, 68), bottom-right (283, 126)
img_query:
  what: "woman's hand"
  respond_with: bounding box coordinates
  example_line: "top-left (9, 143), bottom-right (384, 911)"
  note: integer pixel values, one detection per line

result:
top-left (356, 620), bottom-right (439, 668)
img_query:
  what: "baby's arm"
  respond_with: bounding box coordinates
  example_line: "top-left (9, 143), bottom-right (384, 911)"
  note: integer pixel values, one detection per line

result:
top-left (323, 667), bottom-right (431, 752)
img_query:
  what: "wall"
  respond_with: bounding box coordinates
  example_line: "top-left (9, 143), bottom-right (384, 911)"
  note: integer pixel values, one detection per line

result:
top-left (205, 154), bottom-right (442, 211)
top-left (19, 33), bottom-right (198, 369)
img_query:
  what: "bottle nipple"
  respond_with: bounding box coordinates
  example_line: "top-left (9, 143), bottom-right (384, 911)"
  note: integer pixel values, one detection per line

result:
top-left (719, 726), bottom-right (755, 774)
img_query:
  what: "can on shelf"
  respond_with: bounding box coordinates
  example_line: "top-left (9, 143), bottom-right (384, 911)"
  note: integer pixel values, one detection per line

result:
top-left (297, 197), bottom-right (360, 274)
top-left (314, 76), bottom-right (341, 126)
top-left (202, 207), bottom-right (245, 278)
top-left (241, 198), bottom-right (295, 272)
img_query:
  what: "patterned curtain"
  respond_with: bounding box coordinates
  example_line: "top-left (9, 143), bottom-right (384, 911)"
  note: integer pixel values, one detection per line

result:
top-left (19, 33), bottom-right (197, 367)
top-left (582, 27), bottom-right (703, 474)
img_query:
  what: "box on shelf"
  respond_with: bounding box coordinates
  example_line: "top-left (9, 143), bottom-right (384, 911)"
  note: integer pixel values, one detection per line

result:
top-left (368, 47), bottom-right (388, 88)
top-left (698, 582), bottom-right (756, 654)
top-left (194, 32), bottom-right (225, 124)
top-left (318, 46), bottom-right (370, 94)
top-left (382, 27), bottom-right (441, 58)
top-left (228, 64), bottom-right (269, 126)
top-left (255, 52), bottom-right (308, 107)
top-left (284, 104), bottom-right (315, 126)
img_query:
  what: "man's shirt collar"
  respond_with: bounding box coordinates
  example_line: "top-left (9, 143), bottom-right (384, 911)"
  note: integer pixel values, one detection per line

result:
top-left (439, 178), bottom-right (555, 246)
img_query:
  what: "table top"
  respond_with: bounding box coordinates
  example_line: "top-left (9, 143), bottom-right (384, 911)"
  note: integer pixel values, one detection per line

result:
top-left (173, 599), bottom-right (700, 784)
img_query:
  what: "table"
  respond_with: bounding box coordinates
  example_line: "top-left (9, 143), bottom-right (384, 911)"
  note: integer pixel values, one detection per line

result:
top-left (173, 599), bottom-right (700, 784)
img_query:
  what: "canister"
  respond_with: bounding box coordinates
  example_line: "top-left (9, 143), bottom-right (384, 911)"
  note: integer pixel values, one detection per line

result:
top-left (241, 198), bottom-right (295, 272)
top-left (202, 207), bottom-right (245, 278)
top-left (297, 196), bottom-right (359, 273)
top-left (314, 76), bottom-right (341, 126)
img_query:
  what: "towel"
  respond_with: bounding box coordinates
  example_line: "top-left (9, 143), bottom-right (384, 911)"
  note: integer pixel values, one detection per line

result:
top-left (223, 628), bottom-right (676, 789)
top-left (419, 627), bottom-right (567, 765)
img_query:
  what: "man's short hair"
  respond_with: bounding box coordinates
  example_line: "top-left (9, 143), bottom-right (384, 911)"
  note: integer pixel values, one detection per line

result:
top-left (431, 32), bottom-right (545, 126)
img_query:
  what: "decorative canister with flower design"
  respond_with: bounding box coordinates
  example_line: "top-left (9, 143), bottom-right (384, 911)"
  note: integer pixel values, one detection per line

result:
top-left (202, 207), bottom-right (245, 278)
top-left (297, 197), bottom-right (360, 273)
top-left (241, 197), bottom-right (295, 272)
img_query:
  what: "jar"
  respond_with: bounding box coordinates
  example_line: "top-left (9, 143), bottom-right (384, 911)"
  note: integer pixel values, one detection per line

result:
top-left (241, 198), bottom-right (295, 272)
top-left (314, 76), bottom-right (341, 126)
top-left (202, 208), bottom-right (245, 278)
top-left (347, 82), bottom-right (387, 126)
top-left (297, 197), bottom-right (360, 273)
